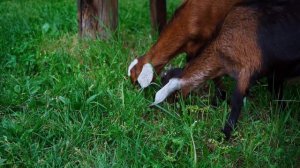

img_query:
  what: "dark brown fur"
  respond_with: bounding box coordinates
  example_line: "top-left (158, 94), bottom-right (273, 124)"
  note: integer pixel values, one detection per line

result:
top-left (165, 2), bottom-right (300, 139)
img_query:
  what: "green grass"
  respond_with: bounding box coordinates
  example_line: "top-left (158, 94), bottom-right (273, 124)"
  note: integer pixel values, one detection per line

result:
top-left (0, 0), bottom-right (299, 167)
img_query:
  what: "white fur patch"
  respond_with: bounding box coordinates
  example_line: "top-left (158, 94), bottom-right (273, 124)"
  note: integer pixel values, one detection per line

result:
top-left (152, 78), bottom-right (182, 105)
top-left (128, 59), bottom-right (138, 76)
top-left (137, 63), bottom-right (154, 88)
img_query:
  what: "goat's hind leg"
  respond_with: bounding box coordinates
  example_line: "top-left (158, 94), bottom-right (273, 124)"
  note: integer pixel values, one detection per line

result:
top-left (180, 55), bottom-right (224, 99)
top-left (161, 68), bottom-right (227, 105)
top-left (153, 54), bottom-right (223, 105)
top-left (222, 70), bottom-right (252, 140)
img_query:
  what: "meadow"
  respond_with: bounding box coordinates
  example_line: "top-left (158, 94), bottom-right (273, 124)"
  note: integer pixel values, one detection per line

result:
top-left (0, 0), bottom-right (299, 167)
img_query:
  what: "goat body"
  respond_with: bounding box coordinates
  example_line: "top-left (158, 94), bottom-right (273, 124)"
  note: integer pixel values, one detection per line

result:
top-left (153, 1), bottom-right (300, 139)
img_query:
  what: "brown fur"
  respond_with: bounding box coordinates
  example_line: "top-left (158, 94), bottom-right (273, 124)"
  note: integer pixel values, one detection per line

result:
top-left (180, 7), bottom-right (262, 95)
top-left (153, 0), bottom-right (300, 139)
top-left (129, 0), bottom-right (246, 84)
top-left (160, 0), bottom-right (300, 139)
top-left (154, 6), bottom-right (263, 140)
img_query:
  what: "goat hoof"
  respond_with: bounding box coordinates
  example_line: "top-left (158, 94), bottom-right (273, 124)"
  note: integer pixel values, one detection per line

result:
top-left (221, 127), bottom-right (232, 141)
top-left (161, 68), bottom-right (183, 86)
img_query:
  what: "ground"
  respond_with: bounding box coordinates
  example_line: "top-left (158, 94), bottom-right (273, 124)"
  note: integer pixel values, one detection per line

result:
top-left (0, 0), bottom-right (299, 167)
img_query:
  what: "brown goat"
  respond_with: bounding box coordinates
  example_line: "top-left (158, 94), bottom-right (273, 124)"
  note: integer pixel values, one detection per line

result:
top-left (128, 0), bottom-right (254, 88)
top-left (152, 2), bottom-right (300, 139)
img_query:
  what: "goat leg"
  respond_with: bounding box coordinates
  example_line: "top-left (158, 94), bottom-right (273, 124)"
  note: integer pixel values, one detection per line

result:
top-left (222, 71), bottom-right (252, 140)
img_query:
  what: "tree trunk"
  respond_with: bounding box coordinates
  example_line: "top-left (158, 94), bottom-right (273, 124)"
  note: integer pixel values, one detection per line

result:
top-left (150, 0), bottom-right (167, 34)
top-left (78, 0), bottom-right (118, 39)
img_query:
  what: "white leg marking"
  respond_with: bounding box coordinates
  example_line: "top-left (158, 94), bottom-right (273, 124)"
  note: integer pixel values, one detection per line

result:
top-left (128, 59), bottom-right (138, 76)
top-left (137, 63), bottom-right (154, 88)
top-left (152, 78), bottom-right (182, 105)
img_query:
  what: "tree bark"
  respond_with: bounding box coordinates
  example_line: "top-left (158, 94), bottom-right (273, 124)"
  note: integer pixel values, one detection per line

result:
top-left (150, 0), bottom-right (167, 34)
top-left (78, 0), bottom-right (118, 39)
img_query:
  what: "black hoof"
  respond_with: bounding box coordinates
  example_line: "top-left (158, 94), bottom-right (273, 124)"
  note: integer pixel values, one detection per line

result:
top-left (221, 125), bottom-right (232, 141)
top-left (161, 68), bottom-right (183, 86)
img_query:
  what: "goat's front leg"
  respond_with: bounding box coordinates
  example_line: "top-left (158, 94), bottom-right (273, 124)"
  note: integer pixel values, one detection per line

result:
top-left (222, 71), bottom-right (252, 140)
top-left (128, 1), bottom-right (191, 88)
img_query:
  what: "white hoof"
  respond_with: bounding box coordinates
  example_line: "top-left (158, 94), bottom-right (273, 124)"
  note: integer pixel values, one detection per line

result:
top-left (137, 63), bottom-right (154, 88)
top-left (128, 59), bottom-right (138, 76)
top-left (152, 78), bottom-right (182, 105)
